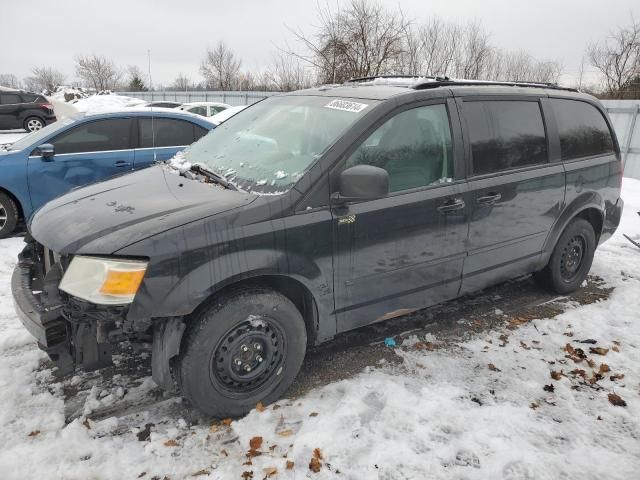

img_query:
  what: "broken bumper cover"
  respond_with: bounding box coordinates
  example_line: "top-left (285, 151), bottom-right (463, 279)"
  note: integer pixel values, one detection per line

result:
top-left (11, 254), bottom-right (73, 371)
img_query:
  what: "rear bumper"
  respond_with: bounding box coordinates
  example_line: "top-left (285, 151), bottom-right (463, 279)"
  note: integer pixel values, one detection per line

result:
top-left (600, 197), bottom-right (624, 245)
top-left (44, 115), bottom-right (57, 125)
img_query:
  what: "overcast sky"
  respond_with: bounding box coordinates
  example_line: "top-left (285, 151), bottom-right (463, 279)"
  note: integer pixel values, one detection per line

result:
top-left (1, 0), bottom-right (638, 88)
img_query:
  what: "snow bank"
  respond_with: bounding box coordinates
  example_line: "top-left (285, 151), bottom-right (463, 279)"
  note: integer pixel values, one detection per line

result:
top-left (0, 181), bottom-right (639, 479)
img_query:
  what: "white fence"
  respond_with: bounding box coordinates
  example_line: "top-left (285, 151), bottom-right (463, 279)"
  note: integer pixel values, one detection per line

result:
top-left (118, 90), bottom-right (276, 107)
top-left (602, 100), bottom-right (640, 180)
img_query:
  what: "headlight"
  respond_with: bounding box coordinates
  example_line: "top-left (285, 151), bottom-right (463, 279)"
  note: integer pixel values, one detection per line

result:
top-left (59, 256), bottom-right (148, 305)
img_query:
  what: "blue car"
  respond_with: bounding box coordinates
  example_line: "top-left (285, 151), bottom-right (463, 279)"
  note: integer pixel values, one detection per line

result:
top-left (0, 109), bottom-right (216, 237)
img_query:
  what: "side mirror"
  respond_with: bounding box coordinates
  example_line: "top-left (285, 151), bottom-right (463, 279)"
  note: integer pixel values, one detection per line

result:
top-left (332, 164), bottom-right (389, 203)
top-left (37, 143), bottom-right (55, 160)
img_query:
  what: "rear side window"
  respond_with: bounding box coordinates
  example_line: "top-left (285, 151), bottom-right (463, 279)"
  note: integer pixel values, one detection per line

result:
top-left (22, 94), bottom-right (38, 103)
top-left (0, 94), bottom-right (22, 105)
top-left (346, 104), bottom-right (453, 193)
top-left (551, 99), bottom-right (614, 160)
top-left (52, 118), bottom-right (132, 154)
top-left (464, 100), bottom-right (547, 175)
top-left (194, 125), bottom-right (209, 141)
top-left (139, 118), bottom-right (197, 147)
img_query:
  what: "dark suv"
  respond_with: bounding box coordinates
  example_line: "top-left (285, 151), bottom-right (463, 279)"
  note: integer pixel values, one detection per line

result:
top-left (12, 78), bottom-right (623, 416)
top-left (0, 91), bottom-right (57, 131)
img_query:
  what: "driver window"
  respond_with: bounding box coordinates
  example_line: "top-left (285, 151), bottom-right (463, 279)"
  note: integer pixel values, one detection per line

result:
top-left (51, 118), bottom-right (132, 155)
top-left (345, 104), bottom-right (453, 193)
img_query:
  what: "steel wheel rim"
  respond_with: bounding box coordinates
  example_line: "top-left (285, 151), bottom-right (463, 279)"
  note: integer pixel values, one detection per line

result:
top-left (211, 315), bottom-right (286, 394)
top-left (560, 234), bottom-right (586, 281)
top-left (27, 119), bottom-right (43, 131)
top-left (0, 205), bottom-right (6, 229)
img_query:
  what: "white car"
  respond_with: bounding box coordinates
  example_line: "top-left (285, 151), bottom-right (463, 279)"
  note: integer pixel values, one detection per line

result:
top-left (180, 102), bottom-right (231, 118)
top-left (208, 105), bottom-right (247, 125)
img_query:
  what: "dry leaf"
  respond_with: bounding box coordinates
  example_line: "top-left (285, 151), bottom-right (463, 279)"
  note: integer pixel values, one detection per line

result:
top-left (309, 457), bottom-right (322, 473)
top-left (28, 430), bottom-right (40, 437)
top-left (589, 347), bottom-right (609, 356)
top-left (263, 467), bottom-right (278, 477)
top-left (164, 439), bottom-right (178, 447)
top-left (570, 369), bottom-right (587, 379)
top-left (220, 449), bottom-right (228, 457)
top-left (520, 341), bottom-right (530, 350)
top-left (550, 371), bottom-right (562, 381)
top-left (277, 429), bottom-right (294, 437)
top-left (313, 448), bottom-right (323, 460)
top-left (249, 436), bottom-right (263, 450)
top-left (246, 449), bottom-right (262, 459)
top-left (286, 460), bottom-right (295, 470)
top-left (191, 470), bottom-right (210, 477)
top-left (529, 402), bottom-right (539, 410)
top-left (488, 363), bottom-right (501, 372)
top-left (82, 419), bottom-right (91, 429)
top-left (598, 364), bottom-right (610, 374)
top-left (256, 402), bottom-right (266, 412)
top-left (608, 393), bottom-right (627, 407)
top-left (309, 412), bottom-right (319, 417)
top-left (543, 384), bottom-right (555, 393)
top-left (610, 373), bottom-right (625, 381)
top-left (272, 404), bottom-right (281, 410)
top-left (612, 345), bottom-right (620, 352)
top-left (209, 423), bottom-right (219, 433)
top-left (499, 334), bottom-right (509, 346)
top-left (586, 358), bottom-right (596, 368)
top-left (241, 471), bottom-right (253, 480)
top-left (221, 418), bottom-right (233, 426)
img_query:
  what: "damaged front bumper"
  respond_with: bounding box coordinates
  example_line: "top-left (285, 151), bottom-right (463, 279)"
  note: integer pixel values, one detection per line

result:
top-left (11, 240), bottom-right (121, 375)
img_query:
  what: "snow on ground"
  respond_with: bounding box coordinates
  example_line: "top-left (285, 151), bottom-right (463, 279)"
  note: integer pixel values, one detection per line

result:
top-left (0, 181), bottom-right (639, 479)
top-left (0, 130), bottom-right (28, 146)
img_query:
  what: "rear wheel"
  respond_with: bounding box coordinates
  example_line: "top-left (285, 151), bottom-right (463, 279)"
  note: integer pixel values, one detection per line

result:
top-left (177, 288), bottom-right (307, 417)
top-left (24, 117), bottom-right (44, 132)
top-left (0, 192), bottom-right (18, 239)
top-left (533, 218), bottom-right (596, 294)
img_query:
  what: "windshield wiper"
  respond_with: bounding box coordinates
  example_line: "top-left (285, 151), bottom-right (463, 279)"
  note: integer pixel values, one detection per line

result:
top-left (190, 164), bottom-right (237, 190)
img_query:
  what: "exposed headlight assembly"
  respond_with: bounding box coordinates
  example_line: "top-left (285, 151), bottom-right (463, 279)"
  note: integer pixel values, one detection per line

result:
top-left (59, 256), bottom-right (148, 305)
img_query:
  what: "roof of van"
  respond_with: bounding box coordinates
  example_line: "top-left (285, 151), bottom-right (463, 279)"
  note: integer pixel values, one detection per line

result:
top-left (287, 76), bottom-right (593, 102)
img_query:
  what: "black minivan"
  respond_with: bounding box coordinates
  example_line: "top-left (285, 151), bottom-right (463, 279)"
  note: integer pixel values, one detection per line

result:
top-left (12, 78), bottom-right (623, 416)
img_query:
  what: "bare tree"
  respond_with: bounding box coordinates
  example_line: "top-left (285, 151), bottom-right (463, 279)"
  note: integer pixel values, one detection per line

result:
top-left (588, 18), bottom-right (640, 97)
top-left (454, 20), bottom-right (492, 79)
top-left (172, 73), bottom-right (192, 91)
top-left (200, 41), bottom-right (242, 90)
top-left (265, 53), bottom-right (311, 91)
top-left (24, 66), bottom-right (66, 93)
top-left (74, 54), bottom-right (122, 91)
top-left (0, 73), bottom-right (21, 89)
top-left (288, 0), bottom-right (410, 83)
top-left (419, 18), bottom-right (460, 77)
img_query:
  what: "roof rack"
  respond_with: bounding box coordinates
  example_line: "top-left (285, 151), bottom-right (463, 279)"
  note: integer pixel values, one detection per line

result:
top-left (412, 79), bottom-right (577, 92)
top-left (343, 75), bottom-right (577, 92)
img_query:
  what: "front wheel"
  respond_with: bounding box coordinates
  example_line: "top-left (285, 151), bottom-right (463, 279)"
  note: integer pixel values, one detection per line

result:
top-left (177, 288), bottom-right (307, 417)
top-left (0, 192), bottom-right (18, 239)
top-left (534, 218), bottom-right (596, 294)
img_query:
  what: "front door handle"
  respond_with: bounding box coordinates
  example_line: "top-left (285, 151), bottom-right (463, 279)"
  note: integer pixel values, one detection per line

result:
top-left (114, 160), bottom-right (132, 168)
top-left (477, 193), bottom-right (502, 206)
top-left (437, 198), bottom-right (465, 214)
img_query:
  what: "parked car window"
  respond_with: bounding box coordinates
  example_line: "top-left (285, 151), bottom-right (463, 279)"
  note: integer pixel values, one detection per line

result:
top-left (209, 106), bottom-right (226, 116)
top-left (465, 100), bottom-right (547, 175)
top-left (139, 118), bottom-right (195, 148)
top-left (22, 94), bottom-right (38, 103)
top-left (0, 94), bottom-right (22, 105)
top-left (194, 125), bottom-right (208, 141)
top-left (345, 104), bottom-right (453, 193)
top-left (551, 99), bottom-right (614, 160)
top-left (187, 106), bottom-right (207, 116)
top-left (51, 118), bottom-right (132, 154)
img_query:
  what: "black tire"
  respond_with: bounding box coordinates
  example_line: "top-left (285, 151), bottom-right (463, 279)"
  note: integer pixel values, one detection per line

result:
top-left (533, 218), bottom-right (596, 294)
top-left (23, 116), bottom-right (44, 132)
top-left (177, 287), bottom-right (307, 417)
top-left (0, 192), bottom-right (19, 239)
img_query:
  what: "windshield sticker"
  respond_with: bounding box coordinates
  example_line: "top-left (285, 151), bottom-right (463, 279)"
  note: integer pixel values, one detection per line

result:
top-left (324, 99), bottom-right (369, 113)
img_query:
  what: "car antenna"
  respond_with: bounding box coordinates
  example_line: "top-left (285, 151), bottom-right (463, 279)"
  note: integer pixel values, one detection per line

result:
top-left (147, 49), bottom-right (156, 161)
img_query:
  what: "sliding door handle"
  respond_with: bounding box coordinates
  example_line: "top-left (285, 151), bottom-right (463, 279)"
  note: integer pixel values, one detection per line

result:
top-left (437, 198), bottom-right (465, 214)
top-left (477, 193), bottom-right (501, 206)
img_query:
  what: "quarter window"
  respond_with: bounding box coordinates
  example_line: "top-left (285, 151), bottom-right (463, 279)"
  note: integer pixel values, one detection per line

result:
top-left (0, 94), bottom-right (21, 105)
top-left (139, 118), bottom-right (196, 148)
top-left (551, 99), bottom-right (614, 160)
top-left (345, 104), bottom-right (453, 193)
top-left (52, 118), bottom-right (132, 154)
top-left (464, 100), bottom-right (547, 175)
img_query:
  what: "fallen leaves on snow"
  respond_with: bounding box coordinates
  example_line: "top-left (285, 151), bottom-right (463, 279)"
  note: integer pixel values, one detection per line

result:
top-left (607, 393), bottom-right (627, 407)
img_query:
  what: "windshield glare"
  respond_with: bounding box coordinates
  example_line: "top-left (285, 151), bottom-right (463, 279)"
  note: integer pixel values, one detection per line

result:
top-left (184, 95), bottom-right (377, 194)
top-left (9, 117), bottom-right (75, 151)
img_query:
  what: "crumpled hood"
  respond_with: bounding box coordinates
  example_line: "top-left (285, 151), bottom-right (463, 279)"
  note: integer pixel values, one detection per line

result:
top-left (29, 164), bottom-right (256, 254)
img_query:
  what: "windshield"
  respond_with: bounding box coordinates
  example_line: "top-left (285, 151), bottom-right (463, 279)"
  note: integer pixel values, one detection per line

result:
top-left (184, 95), bottom-right (377, 194)
top-left (9, 117), bottom-right (75, 151)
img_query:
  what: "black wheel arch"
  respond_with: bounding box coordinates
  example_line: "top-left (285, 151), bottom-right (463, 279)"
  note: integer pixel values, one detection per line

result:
top-left (0, 186), bottom-right (24, 221)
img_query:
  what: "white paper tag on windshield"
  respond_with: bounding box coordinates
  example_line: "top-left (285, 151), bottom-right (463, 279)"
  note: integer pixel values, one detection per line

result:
top-left (324, 99), bottom-right (369, 113)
